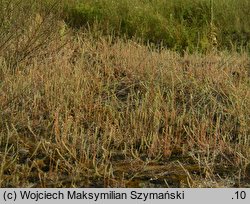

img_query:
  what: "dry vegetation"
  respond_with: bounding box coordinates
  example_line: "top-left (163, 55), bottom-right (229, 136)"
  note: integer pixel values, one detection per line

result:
top-left (0, 0), bottom-right (250, 187)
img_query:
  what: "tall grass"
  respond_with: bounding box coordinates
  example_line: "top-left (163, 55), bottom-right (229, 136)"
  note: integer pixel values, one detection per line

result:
top-left (62, 0), bottom-right (250, 53)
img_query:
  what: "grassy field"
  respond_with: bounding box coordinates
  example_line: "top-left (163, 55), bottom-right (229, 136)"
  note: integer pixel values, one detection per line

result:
top-left (62, 0), bottom-right (250, 52)
top-left (0, 0), bottom-right (249, 187)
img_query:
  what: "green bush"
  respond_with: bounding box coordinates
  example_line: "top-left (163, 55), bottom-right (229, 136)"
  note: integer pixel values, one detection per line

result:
top-left (59, 0), bottom-right (250, 52)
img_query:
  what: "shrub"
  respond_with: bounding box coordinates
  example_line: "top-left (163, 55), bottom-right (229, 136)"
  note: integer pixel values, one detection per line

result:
top-left (0, 0), bottom-right (63, 70)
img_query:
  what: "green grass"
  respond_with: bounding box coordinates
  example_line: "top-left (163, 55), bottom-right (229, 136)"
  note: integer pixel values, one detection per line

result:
top-left (61, 0), bottom-right (250, 53)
